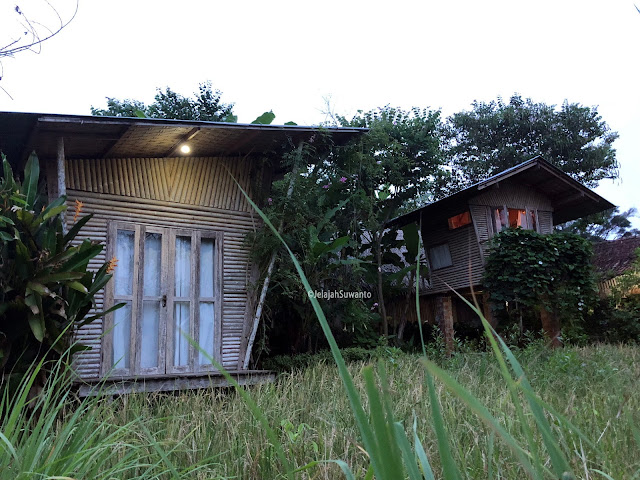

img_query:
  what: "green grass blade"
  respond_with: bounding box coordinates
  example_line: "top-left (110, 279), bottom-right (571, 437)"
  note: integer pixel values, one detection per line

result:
top-left (422, 357), bottom-right (544, 478)
top-left (424, 369), bottom-right (462, 480)
top-left (232, 174), bottom-right (384, 477)
top-left (363, 365), bottom-right (403, 479)
top-left (0, 431), bottom-right (18, 461)
top-left (413, 415), bottom-right (435, 480)
top-left (393, 422), bottom-right (423, 480)
top-left (449, 287), bottom-right (573, 478)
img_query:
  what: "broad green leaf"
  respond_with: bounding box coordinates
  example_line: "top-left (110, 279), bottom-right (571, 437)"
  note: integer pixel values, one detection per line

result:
top-left (26, 282), bottom-right (51, 296)
top-left (60, 244), bottom-right (102, 272)
top-left (41, 205), bottom-right (67, 222)
top-left (27, 312), bottom-right (45, 342)
top-left (78, 302), bottom-right (125, 326)
top-left (402, 222), bottom-right (419, 262)
top-left (134, 109), bottom-right (147, 118)
top-left (36, 272), bottom-right (84, 283)
top-left (0, 231), bottom-right (13, 242)
top-left (318, 198), bottom-right (349, 232)
top-left (285, 121), bottom-right (298, 125)
top-left (22, 151), bottom-right (40, 209)
top-left (0, 215), bottom-right (14, 225)
top-left (68, 281), bottom-right (88, 293)
top-left (251, 111), bottom-right (276, 125)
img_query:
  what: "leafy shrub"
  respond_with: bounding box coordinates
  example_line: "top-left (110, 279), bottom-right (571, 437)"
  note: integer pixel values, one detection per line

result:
top-left (0, 153), bottom-right (119, 389)
top-left (484, 228), bottom-right (597, 339)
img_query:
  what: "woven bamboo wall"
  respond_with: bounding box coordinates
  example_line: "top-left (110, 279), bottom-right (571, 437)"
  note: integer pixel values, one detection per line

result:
top-left (422, 224), bottom-right (484, 294)
top-left (66, 157), bottom-right (261, 379)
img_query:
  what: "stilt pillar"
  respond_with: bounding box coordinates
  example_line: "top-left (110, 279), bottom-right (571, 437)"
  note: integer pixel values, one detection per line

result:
top-left (435, 295), bottom-right (455, 356)
top-left (540, 306), bottom-right (562, 348)
top-left (482, 292), bottom-right (498, 328)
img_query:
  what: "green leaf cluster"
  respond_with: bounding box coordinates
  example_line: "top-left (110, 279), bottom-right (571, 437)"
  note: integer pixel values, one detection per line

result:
top-left (0, 153), bottom-right (119, 378)
top-left (483, 228), bottom-right (597, 320)
top-left (436, 94), bottom-right (619, 198)
top-left (91, 81), bottom-right (235, 122)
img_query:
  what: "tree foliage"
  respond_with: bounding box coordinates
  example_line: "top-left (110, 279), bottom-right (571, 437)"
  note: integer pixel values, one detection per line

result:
top-left (557, 207), bottom-right (640, 241)
top-left (436, 94), bottom-right (619, 198)
top-left (252, 107), bottom-right (441, 354)
top-left (91, 81), bottom-right (235, 122)
top-left (0, 153), bottom-right (119, 381)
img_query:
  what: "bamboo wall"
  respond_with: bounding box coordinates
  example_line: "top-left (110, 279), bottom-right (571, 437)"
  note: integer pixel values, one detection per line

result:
top-left (421, 181), bottom-right (555, 296)
top-left (469, 181), bottom-right (554, 259)
top-left (66, 157), bottom-right (262, 379)
top-left (422, 223), bottom-right (483, 294)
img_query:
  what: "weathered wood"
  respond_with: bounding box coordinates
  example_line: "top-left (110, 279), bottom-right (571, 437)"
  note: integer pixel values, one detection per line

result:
top-left (77, 370), bottom-right (275, 397)
top-left (482, 292), bottom-right (497, 328)
top-left (56, 138), bottom-right (67, 231)
top-left (435, 295), bottom-right (455, 356)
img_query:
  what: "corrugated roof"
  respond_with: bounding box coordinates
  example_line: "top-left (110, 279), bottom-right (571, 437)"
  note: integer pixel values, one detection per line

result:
top-left (592, 236), bottom-right (640, 278)
top-left (0, 111), bottom-right (367, 166)
top-left (388, 156), bottom-right (615, 228)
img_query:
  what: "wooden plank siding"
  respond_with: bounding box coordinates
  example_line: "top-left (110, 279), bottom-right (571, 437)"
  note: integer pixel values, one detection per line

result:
top-left (422, 223), bottom-right (483, 295)
top-left (421, 181), bottom-right (556, 297)
top-left (468, 181), bottom-right (554, 261)
top-left (65, 157), bottom-right (262, 379)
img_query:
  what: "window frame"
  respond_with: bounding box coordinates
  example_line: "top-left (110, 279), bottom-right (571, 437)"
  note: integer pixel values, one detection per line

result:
top-left (103, 221), bottom-right (223, 378)
top-left (490, 206), bottom-right (540, 236)
top-left (428, 243), bottom-right (453, 270)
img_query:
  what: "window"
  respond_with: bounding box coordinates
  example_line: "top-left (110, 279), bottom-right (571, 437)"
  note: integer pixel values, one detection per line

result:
top-left (448, 211), bottom-right (472, 230)
top-left (105, 222), bottom-right (222, 376)
top-left (492, 207), bottom-right (538, 234)
top-left (429, 243), bottom-right (453, 270)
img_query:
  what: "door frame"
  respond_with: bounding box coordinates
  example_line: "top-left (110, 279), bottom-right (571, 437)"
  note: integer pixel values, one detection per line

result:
top-left (102, 221), bottom-right (223, 378)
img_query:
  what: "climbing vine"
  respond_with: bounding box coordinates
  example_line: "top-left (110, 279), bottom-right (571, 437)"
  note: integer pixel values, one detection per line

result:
top-left (483, 228), bottom-right (597, 325)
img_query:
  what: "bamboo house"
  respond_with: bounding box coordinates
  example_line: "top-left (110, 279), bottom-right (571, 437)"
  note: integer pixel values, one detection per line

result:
top-left (0, 111), bottom-right (365, 394)
top-left (389, 156), bottom-right (614, 351)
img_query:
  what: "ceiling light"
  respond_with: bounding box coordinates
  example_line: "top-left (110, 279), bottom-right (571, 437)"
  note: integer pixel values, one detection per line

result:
top-left (180, 144), bottom-right (191, 154)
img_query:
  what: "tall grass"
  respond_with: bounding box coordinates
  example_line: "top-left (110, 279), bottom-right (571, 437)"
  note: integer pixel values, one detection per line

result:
top-left (2, 178), bottom-right (638, 478)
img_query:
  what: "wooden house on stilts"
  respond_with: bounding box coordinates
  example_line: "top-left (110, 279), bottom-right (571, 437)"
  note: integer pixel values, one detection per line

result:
top-left (389, 156), bottom-right (614, 351)
top-left (0, 111), bottom-right (365, 394)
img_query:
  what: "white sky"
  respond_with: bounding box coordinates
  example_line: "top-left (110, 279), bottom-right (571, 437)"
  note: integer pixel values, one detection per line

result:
top-left (1, 0), bottom-right (638, 226)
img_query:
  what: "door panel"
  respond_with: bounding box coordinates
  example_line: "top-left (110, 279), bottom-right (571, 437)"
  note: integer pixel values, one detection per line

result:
top-left (106, 223), bottom-right (221, 377)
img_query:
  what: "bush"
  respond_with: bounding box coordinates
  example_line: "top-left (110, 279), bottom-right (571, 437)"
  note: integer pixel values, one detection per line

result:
top-left (0, 153), bottom-right (118, 391)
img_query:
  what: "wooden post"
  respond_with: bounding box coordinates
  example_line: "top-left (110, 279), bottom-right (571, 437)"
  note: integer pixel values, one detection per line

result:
top-left (57, 137), bottom-right (67, 233)
top-left (482, 292), bottom-right (497, 328)
top-left (540, 304), bottom-right (562, 348)
top-left (435, 295), bottom-right (455, 356)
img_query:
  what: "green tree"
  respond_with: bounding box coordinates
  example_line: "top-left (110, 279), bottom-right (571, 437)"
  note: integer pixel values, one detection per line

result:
top-left (91, 81), bottom-right (235, 122)
top-left (436, 94), bottom-right (619, 198)
top-left (557, 207), bottom-right (639, 241)
top-left (336, 106), bottom-right (443, 337)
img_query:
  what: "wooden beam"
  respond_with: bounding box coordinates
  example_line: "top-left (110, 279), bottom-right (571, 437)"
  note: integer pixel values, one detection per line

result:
top-left (56, 137), bottom-right (67, 233)
top-left (101, 124), bottom-right (134, 158)
top-left (76, 370), bottom-right (276, 397)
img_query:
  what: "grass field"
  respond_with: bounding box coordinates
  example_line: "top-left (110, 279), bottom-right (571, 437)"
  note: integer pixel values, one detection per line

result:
top-left (7, 343), bottom-right (633, 479)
